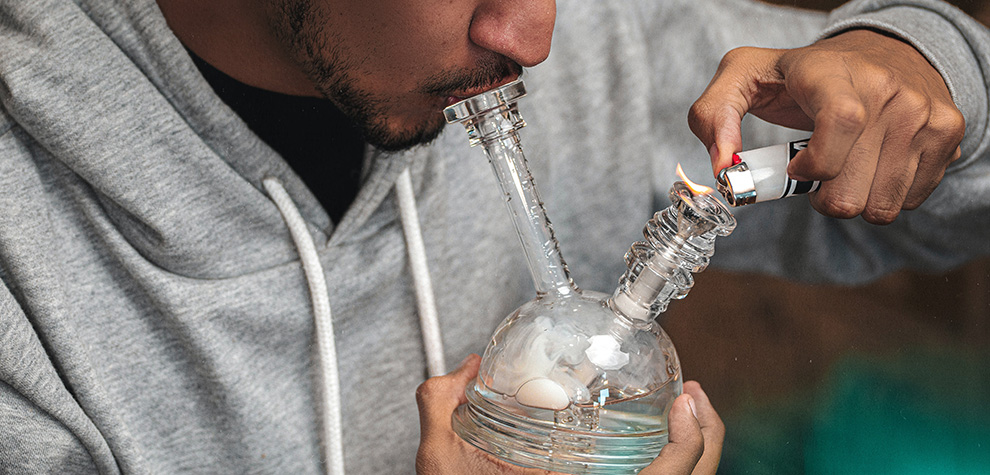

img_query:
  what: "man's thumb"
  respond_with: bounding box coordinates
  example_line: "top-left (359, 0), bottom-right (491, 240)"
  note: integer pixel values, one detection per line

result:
top-left (640, 394), bottom-right (704, 474)
top-left (415, 354), bottom-right (480, 433)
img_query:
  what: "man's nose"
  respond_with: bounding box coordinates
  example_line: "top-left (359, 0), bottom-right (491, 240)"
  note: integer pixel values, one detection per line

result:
top-left (469, 0), bottom-right (556, 67)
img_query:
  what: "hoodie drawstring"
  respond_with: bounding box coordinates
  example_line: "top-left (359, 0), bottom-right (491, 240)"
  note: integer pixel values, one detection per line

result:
top-left (262, 168), bottom-right (445, 475)
top-left (395, 168), bottom-right (446, 378)
top-left (262, 177), bottom-right (345, 475)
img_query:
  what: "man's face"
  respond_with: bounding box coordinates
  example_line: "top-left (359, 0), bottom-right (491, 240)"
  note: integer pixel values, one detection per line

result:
top-left (265, 0), bottom-right (556, 151)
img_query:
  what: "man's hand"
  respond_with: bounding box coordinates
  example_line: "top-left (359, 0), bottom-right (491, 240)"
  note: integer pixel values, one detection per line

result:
top-left (689, 29), bottom-right (965, 224)
top-left (415, 354), bottom-right (724, 474)
top-left (640, 381), bottom-right (724, 475)
top-left (416, 354), bottom-right (551, 475)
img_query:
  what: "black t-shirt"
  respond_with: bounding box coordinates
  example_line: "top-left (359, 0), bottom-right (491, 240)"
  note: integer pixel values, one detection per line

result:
top-left (188, 51), bottom-right (366, 224)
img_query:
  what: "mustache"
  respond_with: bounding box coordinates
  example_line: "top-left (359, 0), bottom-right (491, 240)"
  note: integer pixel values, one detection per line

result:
top-left (421, 54), bottom-right (523, 96)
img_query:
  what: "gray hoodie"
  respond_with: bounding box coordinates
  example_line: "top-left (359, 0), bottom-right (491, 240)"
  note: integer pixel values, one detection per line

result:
top-left (0, 0), bottom-right (987, 473)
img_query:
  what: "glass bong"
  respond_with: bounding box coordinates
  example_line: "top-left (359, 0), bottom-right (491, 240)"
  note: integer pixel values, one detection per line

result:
top-left (443, 80), bottom-right (735, 474)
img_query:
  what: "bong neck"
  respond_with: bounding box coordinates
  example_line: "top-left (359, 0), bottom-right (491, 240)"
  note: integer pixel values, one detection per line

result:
top-left (444, 80), bottom-right (576, 298)
top-left (481, 128), bottom-right (576, 297)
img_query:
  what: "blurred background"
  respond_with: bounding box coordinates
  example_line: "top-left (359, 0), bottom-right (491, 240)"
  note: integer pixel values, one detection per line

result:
top-left (660, 1), bottom-right (990, 473)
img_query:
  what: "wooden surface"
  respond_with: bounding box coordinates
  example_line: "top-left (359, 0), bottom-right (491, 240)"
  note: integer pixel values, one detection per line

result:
top-left (662, 259), bottom-right (990, 415)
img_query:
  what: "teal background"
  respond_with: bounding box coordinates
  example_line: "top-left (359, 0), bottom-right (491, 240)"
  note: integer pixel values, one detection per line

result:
top-left (721, 348), bottom-right (990, 474)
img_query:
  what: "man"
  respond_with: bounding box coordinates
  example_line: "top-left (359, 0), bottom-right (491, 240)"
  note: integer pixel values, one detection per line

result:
top-left (0, 0), bottom-right (985, 474)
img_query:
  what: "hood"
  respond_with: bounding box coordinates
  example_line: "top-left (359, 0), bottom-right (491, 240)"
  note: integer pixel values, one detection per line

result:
top-left (0, 0), bottom-right (414, 279)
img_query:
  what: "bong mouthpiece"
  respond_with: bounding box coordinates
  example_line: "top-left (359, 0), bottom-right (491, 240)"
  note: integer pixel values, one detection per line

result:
top-left (443, 80), bottom-right (527, 146)
top-left (716, 139), bottom-right (821, 206)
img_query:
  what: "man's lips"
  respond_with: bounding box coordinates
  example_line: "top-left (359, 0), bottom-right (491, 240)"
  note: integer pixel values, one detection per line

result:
top-left (442, 75), bottom-right (520, 106)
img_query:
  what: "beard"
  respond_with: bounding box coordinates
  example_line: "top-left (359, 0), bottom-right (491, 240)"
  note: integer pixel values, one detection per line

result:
top-left (268, 0), bottom-right (521, 152)
top-left (311, 53), bottom-right (521, 152)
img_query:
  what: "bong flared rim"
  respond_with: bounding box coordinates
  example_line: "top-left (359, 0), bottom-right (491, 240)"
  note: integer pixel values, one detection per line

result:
top-left (669, 181), bottom-right (737, 236)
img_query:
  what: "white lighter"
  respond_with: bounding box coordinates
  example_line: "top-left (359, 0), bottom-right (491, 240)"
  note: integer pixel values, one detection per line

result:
top-left (715, 139), bottom-right (822, 206)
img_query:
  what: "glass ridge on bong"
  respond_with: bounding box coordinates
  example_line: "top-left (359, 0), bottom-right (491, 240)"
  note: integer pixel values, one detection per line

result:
top-left (444, 80), bottom-right (736, 474)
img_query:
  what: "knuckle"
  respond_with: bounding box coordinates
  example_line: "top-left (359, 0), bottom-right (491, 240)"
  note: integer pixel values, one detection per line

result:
top-left (781, 46), bottom-right (833, 72)
top-left (718, 47), bottom-right (753, 68)
top-left (687, 100), bottom-right (709, 127)
top-left (718, 46), bottom-right (777, 73)
top-left (873, 67), bottom-right (895, 89)
top-left (862, 206), bottom-right (900, 225)
top-left (862, 179), bottom-right (910, 224)
top-left (897, 89), bottom-right (931, 116)
top-left (872, 66), bottom-right (901, 96)
top-left (816, 194), bottom-right (864, 219)
top-left (415, 378), bottom-right (443, 405)
top-left (931, 105), bottom-right (966, 145)
top-left (822, 99), bottom-right (867, 134)
top-left (893, 90), bottom-right (933, 132)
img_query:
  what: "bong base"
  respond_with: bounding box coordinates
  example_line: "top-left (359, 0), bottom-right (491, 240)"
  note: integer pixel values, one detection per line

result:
top-left (452, 387), bottom-right (667, 474)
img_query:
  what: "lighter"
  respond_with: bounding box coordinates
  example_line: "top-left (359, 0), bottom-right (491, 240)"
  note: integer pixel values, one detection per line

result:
top-left (716, 139), bottom-right (822, 206)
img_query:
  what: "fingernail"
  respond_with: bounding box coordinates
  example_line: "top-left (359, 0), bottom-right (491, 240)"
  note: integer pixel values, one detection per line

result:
top-left (687, 395), bottom-right (698, 419)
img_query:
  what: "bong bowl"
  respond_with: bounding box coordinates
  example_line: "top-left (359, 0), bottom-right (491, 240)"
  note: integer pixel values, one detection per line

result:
top-left (453, 290), bottom-right (681, 474)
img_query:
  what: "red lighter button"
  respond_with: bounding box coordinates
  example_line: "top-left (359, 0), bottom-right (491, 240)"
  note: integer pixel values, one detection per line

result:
top-left (731, 154), bottom-right (742, 165)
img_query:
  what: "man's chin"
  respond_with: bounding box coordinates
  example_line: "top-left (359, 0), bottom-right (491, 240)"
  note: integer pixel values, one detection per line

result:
top-left (362, 116), bottom-right (448, 152)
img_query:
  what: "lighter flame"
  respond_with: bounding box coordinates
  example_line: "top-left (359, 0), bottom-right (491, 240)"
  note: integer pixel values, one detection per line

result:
top-left (676, 164), bottom-right (714, 195)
